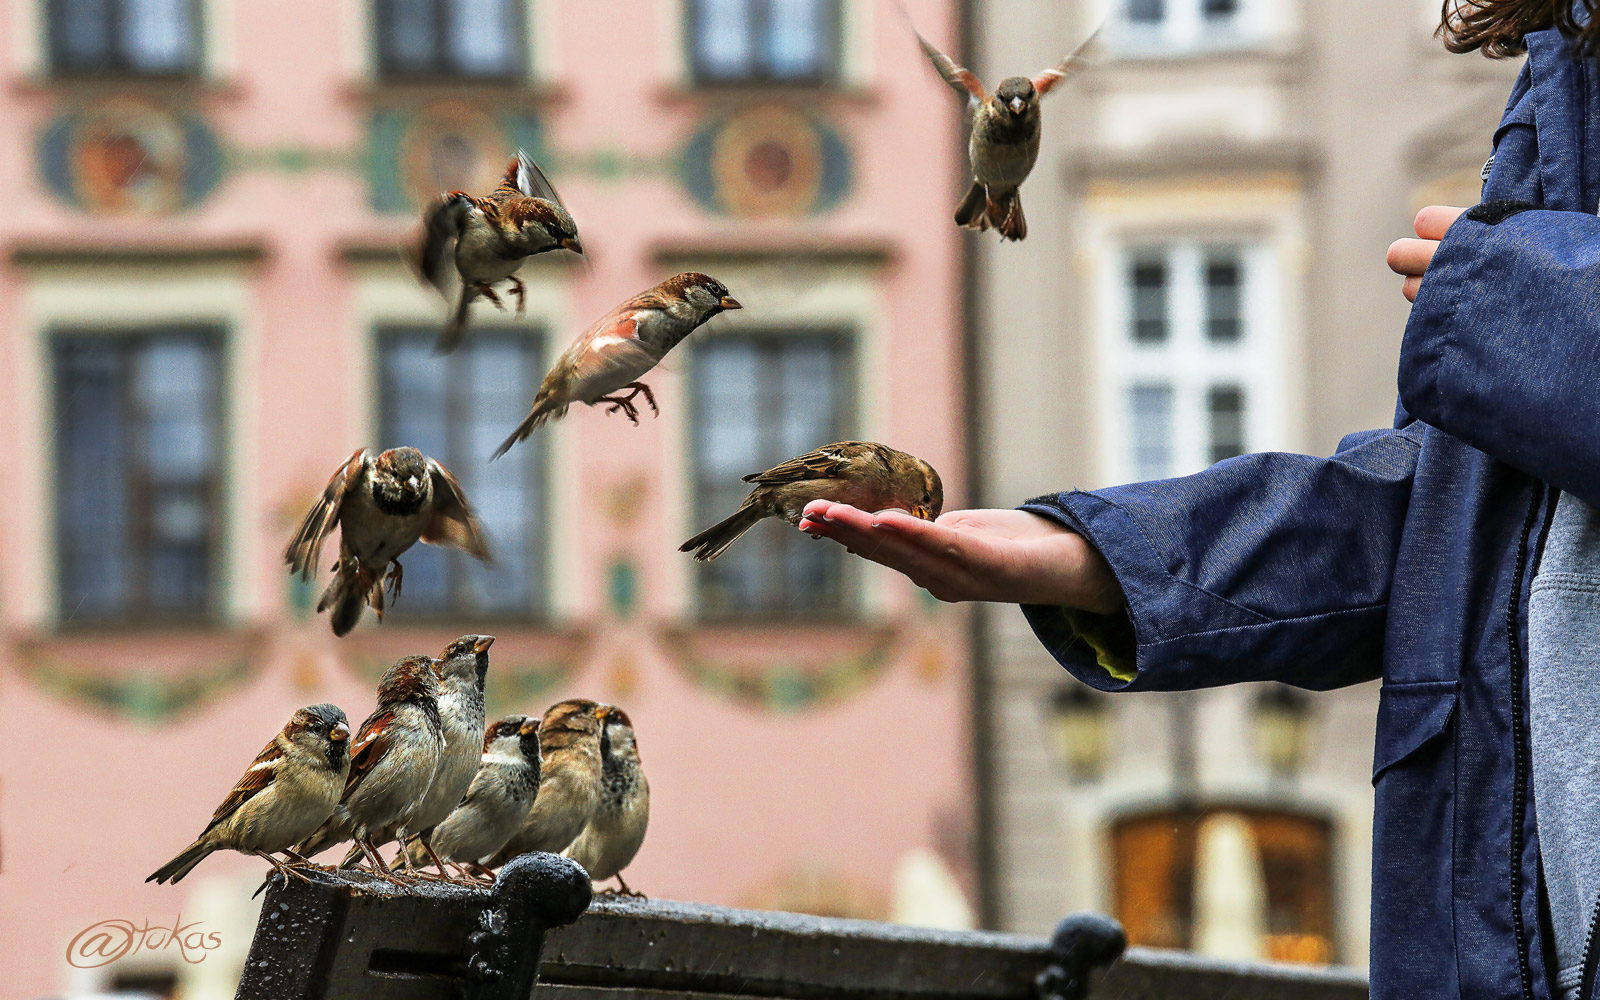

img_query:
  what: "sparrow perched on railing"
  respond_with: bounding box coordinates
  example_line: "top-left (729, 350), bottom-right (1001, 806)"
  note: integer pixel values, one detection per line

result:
top-left (681, 441), bottom-right (944, 561)
top-left (147, 704), bottom-right (350, 885)
top-left (907, 14), bottom-right (1097, 240)
top-left (485, 699), bottom-right (602, 866)
top-left (296, 655), bottom-right (443, 880)
top-left (418, 150), bottom-right (584, 354)
top-left (491, 272), bottom-right (741, 459)
top-left (284, 446), bottom-right (491, 636)
top-left (407, 714), bottom-right (541, 879)
top-left (399, 635), bottom-right (494, 879)
top-left (563, 704), bottom-right (650, 896)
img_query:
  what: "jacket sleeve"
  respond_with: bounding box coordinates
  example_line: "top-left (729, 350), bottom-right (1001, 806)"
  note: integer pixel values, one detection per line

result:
top-left (1018, 426), bottom-right (1423, 693)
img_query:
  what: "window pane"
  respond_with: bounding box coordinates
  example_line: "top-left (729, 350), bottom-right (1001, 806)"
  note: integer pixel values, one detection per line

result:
top-left (377, 328), bottom-right (543, 617)
top-left (693, 0), bottom-right (755, 79)
top-left (123, 0), bottom-right (195, 71)
top-left (447, 0), bottom-right (517, 75)
top-left (766, 0), bottom-right (827, 79)
top-left (1208, 385), bottom-right (1245, 464)
top-left (1128, 384), bottom-right (1173, 481)
top-left (56, 341), bottom-right (130, 618)
top-left (1205, 252), bottom-right (1243, 343)
top-left (1126, 0), bottom-right (1165, 25)
top-left (52, 0), bottom-right (114, 70)
top-left (693, 334), bottom-right (850, 617)
top-left (1130, 257), bottom-right (1168, 344)
top-left (1202, 0), bottom-right (1239, 19)
top-left (382, 0), bottom-right (440, 74)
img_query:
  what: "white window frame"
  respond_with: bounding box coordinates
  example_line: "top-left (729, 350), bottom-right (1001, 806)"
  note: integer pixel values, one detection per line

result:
top-left (1109, 0), bottom-right (1270, 55)
top-left (1098, 238), bottom-right (1283, 485)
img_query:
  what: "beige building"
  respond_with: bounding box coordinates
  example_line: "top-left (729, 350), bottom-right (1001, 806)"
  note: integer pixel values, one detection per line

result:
top-left (965, 0), bottom-right (1520, 968)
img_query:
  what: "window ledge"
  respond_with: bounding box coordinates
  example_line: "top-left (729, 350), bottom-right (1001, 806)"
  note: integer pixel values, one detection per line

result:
top-left (10, 73), bottom-right (243, 100)
top-left (9, 238), bottom-right (269, 268)
top-left (655, 82), bottom-right (877, 106)
top-left (341, 78), bottom-right (566, 105)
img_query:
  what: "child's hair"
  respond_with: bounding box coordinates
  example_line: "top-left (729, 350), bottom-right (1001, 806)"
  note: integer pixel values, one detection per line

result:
top-left (1441, 0), bottom-right (1600, 57)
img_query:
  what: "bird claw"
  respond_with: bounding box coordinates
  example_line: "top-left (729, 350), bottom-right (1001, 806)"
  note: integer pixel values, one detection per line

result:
top-left (509, 276), bottom-right (527, 314)
top-left (471, 283), bottom-right (507, 311)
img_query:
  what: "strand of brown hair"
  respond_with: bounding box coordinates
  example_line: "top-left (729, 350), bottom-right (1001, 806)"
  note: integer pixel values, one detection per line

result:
top-left (1440, 0), bottom-right (1600, 57)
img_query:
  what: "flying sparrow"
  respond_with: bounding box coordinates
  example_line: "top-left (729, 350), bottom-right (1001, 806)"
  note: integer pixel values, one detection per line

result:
top-left (418, 149), bottom-right (584, 354)
top-left (296, 655), bottom-right (444, 880)
top-left (908, 14), bottom-right (1097, 241)
top-left (148, 704), bottom-right (350, 885)
top-left (400, 634), bottom-right (494, 878)
top-left (491, 272), bottom-right (741, 458)
top-left (407, 714), bottom-right (541, 879)
top-left (284, 446), bottom-right (491, 637)
top-left (484, 699), bottom-right (602, 866)
top-left (680, 441), bottom-right (944, 561)
top-left (563, 704), bottom-right (649, 897)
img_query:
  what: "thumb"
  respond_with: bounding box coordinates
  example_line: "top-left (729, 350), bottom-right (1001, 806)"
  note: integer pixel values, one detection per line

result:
top-left (1414, 205), bottom-right (1468, 242)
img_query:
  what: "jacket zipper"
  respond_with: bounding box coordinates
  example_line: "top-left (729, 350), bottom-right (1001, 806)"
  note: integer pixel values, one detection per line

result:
top-left (1510, 485), bottom-right (1545, 1000)
top-left (1579, 888), bottom-right (1600, 1000)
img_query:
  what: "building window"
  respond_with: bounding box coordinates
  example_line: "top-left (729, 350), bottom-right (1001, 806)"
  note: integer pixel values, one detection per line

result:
top-left (375, 0), bottom-right (524, 80)
top-left (48, 0), bottom-right (202, 77)
top-left (53, 329), bottom-right (224, 624)
top-left (1109, 241), bottom-right (1264, 481)
top-left (1111, 807), bottom-right (1335, 964)
top-left (687, 0), bottom-right (842, 85)
top-left (691, 330), bottom-right (854, 617)
top-left (1113, 0), bottom-right (1254, 52)
top-left (376, 327), bottom-right (545, 617)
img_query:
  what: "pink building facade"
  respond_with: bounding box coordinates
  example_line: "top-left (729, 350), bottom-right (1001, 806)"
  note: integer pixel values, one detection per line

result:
top-left (0, 2), bottom-right (971, 995)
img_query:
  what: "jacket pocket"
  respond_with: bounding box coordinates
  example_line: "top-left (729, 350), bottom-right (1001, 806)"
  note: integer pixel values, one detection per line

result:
top-left (1372, 679), bottom-right (1460, 786)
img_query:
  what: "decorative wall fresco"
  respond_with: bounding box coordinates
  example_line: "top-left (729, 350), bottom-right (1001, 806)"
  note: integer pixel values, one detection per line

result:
top-left (367, 101), bottom-right (546, 213)
top-left (681, 105), bottom-right (851, 217)
top-left (38, 98), bottom-right (223, 214)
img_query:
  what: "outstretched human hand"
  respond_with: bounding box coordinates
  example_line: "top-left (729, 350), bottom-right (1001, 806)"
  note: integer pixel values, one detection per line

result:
top-left (797, 501), bottom-right (1125, 614)
top-left (1387, 205), bottom-right (1467, 302)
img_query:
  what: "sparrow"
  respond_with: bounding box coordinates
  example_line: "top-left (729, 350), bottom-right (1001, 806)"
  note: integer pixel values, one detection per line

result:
top-left (295, 655), bottom-right (444, 880)
top-left (484, 699), bottom-right (603, 866)
top-left (147, 704), bottom-right (350, 885)
top-left (563, 704), bottom-right (650, 897)
top-left (418, 149), bottom-right (584, 354)
top-left (284, 446), bottom-right (491, 637)
top-left (399, 634), bottom-right (494, 877)
top-left (908, 14), bottom-right (1097, 240)
top-left (491, 272), bottom-right (741, 458)
top-left (680, 441), bottom-right (944, 561)
top-left (406, 714), bottom-right (541, 879)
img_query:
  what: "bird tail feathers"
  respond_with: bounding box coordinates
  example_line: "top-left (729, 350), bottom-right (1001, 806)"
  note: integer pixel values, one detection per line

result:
top-left (993, 192), bottom-right (1026, 241)
top-left (680, 504), bottom-right (765, 562)
top-left (434, 288), bottom-right (473, 355)
top-left (147, 838), bottom-right (215, 885)
top-left (954, 183), bottom-right (988, 229)
top-left (318, 564), bottom-right (382, 637)
top-left (492, 392), bottom-right (564, 460)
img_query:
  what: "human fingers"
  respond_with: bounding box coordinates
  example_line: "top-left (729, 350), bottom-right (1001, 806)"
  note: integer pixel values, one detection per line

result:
top-left (1403, 275), bottom-right (1423, 302)
top-left (798, 506), bottom-right (1007, 600)
top-left (1414, 204), bottom-right (1467, 242)
top-left (1387, 237), bottom-right (1436, 278)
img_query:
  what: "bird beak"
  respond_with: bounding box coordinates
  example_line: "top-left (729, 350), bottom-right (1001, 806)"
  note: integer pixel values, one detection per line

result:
top-left (473, 635), bottom-right (496, 653)
top-left (719, 296), bottom-right (743, 310)
top-left (330, 722), bottom-right (349, 742)
top-left (912, 505), bottom-right (933, 521)
top-left (519, 719), bottom-right (539, 736)
top-left (593, 705), bottom-right (610, 720)
top-left (1009, 96), bottom-right (1025, 114)
top-left (561, 237), bottom-right (583, 254)
top-left (406, 476), bottom-right (421, 490)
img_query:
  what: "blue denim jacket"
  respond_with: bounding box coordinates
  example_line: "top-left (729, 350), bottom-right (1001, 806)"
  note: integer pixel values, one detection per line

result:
top-left (1019, 26), bottom-right (1600, 1000)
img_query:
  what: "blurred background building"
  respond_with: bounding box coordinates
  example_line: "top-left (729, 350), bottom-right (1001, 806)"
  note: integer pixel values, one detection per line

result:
top-left (969, 0), bottom-right (1518, 970)
top-left (0, 0), bottom-right (1528, 996)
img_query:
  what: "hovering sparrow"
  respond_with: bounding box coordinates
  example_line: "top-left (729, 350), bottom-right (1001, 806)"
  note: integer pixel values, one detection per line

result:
top-left (418, 150), bottom-right (584, 354)
top-left (485, 699), bottom-right (602, 866)
top-left (492, 272), bottom-right (741, 459)
top-left (680, 441), bottom-right (944, 561)
top-left (908, 14), bottom-right (1097, 240)
top-left (407, 714), bottom-right (541, 879)
top-left (284, 447), bottom-right (491, 637)
top-left (563, 704), bottom-right (649, 897)
top-left (148, 704), bottom-right (350, 886)
top-left (400, 634), bottom-right (494, 878)
top-left (296, 655), bottom-right (444, 880)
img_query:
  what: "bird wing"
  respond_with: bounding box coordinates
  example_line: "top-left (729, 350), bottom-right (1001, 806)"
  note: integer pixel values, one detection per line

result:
top-left (905, 14), bottom-right (986, 104)
top-left (497, 149), bottom-right (567, 208)
top-left (343, 710), bottom-right (398, 799)
top-left (1032, 27), bottom-right (1100, 96)
top-left (284, 449), bottom-right (368, 581)
top-left (204, 737), bottom-right (283, 833)
top-left (419, 194), bottom-right (478, 291)
top-left (422, 458), bottom-right (492, 560)
top-left (561, 308), bottom-right (669, 391)
top-left (743, 441), bottom-right (877, 484)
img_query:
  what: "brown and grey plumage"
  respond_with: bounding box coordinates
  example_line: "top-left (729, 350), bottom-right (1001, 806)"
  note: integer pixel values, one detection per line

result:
top-left (406, 714), bottom-right (541, 877)
top-left (399, 635), bottom-right (494, 877)
top-left (680, 441), bottom-right (944, 561)
top-left (418, 150), bottom-right (584, 354)
top-left (484, 699), bottom-right (602, 867)
top-left (907, 12), bottom-right (1097, 240)
top-left (284, 446), bottom-right (491, 636)
top-left (491, 272), bottom-right (741, 459)
top-left (148, 704), bottom-right (350, 885)
top-left (563, 704), bottom-right (649, 895)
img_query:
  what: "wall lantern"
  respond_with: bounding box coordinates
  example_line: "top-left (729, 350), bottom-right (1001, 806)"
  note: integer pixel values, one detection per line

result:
top-left (1252, 684), bottom-right (1313, 777)
top-left (1046, 682), bottom-right (1112, 782)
